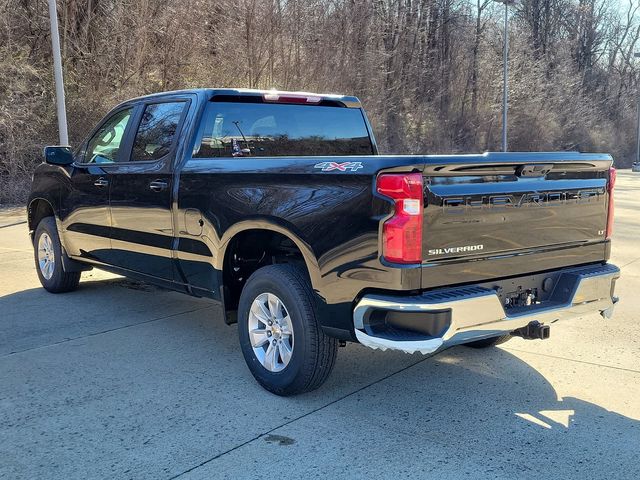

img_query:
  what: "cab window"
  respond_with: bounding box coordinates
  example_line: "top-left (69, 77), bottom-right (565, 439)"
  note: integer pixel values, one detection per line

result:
top-left (85, 108), bottom-right (133, 164)
top-left (130, 102), bottom-right (186, 161)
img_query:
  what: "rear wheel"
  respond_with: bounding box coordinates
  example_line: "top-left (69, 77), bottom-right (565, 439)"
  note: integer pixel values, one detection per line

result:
top-left (464, 334), bottom-right (512, 349)
top-left (237, 264), bottom-right (337, 395)
top-left (33, 217), bottom-right (81, 293)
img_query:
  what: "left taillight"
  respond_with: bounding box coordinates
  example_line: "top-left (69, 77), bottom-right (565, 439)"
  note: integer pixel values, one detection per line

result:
top-left (376, 173), bottom-right (424, 264)
top-left (606, 167), bottom-right (616, 240)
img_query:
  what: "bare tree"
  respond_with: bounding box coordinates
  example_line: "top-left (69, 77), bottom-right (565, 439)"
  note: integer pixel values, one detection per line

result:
top-left (1, 0), bottom-right (639, 203)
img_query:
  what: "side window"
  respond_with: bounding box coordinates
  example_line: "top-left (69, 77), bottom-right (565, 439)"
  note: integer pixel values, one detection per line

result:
top-left (131, 102), bottom-right (185, 161)
top-left (85, 108), bottom-right (133, 164)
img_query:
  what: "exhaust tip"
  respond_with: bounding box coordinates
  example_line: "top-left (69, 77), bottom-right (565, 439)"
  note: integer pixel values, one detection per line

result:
top-left (600, 297), bottom-right (618, 319)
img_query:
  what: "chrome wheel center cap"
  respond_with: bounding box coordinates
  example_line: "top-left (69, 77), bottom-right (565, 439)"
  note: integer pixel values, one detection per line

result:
top-left (271, 324), bottom-right (282, 338)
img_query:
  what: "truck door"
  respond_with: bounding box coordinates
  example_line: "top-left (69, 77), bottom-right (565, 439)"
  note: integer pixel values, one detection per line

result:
top-left (60, 107), bottom-right (134, 263)
top-left (106, 99), bottom-right (190, 281)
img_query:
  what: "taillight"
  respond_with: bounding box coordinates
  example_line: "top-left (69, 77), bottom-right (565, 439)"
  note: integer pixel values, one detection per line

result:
top-left (606, 167), bottom-right (616, 239)
top-left (376, 173), bottom-right (424, 264)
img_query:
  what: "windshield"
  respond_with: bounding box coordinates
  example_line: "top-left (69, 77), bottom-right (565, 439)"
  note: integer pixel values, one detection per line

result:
top-left (193, 101), bottom-right (373, 158)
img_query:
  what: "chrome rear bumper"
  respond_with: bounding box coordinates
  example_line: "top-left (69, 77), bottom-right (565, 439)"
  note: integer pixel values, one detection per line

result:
top-left (353, 263), bottom-right (620, 354)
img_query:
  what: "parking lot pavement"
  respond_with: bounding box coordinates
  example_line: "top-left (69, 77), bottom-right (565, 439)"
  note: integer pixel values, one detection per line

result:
top-left (1, 172), bottom-right (639, 480)
top-left (0, 206), bottom-right (27, 228)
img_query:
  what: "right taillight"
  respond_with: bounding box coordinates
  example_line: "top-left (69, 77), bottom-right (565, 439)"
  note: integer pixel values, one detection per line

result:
top-left (376, 173), bottom-right (423, 264)
top-left (606, 167), bottom-right (616, 240)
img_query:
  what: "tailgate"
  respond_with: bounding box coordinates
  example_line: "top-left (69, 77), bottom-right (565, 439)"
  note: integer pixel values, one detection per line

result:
top-left (421, 152), bottom-right (613, 287)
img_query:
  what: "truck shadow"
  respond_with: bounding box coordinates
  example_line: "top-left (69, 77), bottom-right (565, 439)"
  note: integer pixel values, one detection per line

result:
top-left (1, 278), bottom-right (638, 477)
top-left (307, 342), bottom-right (639, 476)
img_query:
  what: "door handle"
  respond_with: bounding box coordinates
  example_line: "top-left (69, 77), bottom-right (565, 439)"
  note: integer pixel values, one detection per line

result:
top-left (94, 177), bottom-right (109, 187)
top-left (149, 180), bottom-right (168, 192)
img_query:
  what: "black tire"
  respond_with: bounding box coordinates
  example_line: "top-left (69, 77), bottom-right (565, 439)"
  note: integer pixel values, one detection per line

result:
top-left (33, 216), bottom-right (81, 293)
top-left (237, 264), bottom-right (338, 396)
top-left (463, 334), bottom-right (512, 349)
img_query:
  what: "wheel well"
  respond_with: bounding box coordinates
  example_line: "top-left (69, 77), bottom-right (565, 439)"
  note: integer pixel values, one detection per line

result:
top-left (28, 199), bottom-right (55, 240)
top-left (222, 229), bottom-right (307, 321)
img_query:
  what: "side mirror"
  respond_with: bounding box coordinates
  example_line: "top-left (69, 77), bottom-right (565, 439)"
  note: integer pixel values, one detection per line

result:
top-left (44, 146), bottom-right (74, 166)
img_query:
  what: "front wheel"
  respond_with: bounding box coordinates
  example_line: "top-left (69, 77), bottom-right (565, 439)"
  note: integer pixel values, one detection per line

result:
top-left (237, 264), bottom-right (337, 396)
top-left (33, 216), bottom-right (81, 293)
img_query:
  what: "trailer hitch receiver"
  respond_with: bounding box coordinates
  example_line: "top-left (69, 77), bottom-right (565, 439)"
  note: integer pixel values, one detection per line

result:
top-left (512, 321), bottom-right (550, 340)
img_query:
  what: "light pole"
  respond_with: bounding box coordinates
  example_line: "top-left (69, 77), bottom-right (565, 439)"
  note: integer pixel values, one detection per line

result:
top-left (494, 0), bottom-right (516, 152)
top-left (47, 0), bottom-right (69, 145)
top-left (634, 52), bottom-right (640, 164)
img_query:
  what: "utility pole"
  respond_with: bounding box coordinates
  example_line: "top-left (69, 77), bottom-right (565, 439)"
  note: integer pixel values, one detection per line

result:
top-left (494, 0), bottom-right (516, 152)
top-left (47, 0), bottom-right (69, 145)
top-left (635, 52), bottom-right (640, 164)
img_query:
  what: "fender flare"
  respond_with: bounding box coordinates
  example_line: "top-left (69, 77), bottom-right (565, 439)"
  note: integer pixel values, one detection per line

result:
top-left (216, 219), bottom-right (322, 288)
top-left (27, 197), bottom-right (58, 235)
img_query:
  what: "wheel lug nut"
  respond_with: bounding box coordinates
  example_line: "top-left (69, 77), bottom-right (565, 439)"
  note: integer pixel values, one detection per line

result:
top-left (272, 340), bottom-right (277, 346)
top-left (267, 331), bottom-right (271, 337)
top-left (268, 320), bottom-right (273, 326)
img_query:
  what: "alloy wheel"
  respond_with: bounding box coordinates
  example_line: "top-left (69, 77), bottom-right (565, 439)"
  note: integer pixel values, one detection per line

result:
top-left (247, 293), bottom-right (294, 373)
top-left (37, 232), bottom-right (55, 280)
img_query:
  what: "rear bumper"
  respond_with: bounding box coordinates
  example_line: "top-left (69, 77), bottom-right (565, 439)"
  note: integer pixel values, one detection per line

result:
top-left (353, 263), bottom-right (620, 354)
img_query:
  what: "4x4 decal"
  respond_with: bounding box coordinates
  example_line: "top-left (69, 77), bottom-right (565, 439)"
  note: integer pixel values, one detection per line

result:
top-left (314, 161), bottom-right (364, 172)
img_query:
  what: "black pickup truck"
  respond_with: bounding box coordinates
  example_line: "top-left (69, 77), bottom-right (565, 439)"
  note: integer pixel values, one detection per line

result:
top-left (29, 88), bottom-right (620, 395)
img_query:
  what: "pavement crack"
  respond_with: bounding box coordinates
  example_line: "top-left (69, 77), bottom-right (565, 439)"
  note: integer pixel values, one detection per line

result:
top-left (620, 256), bottom-right (640, 269)
top-left (0, 306), bottom-right (213, 359)
top-left (167, 354), bottom-right (431, 479)
top-left (502, 347), bottom-right (640, 374)
top-left (0, 220), bottom-right (27, 229)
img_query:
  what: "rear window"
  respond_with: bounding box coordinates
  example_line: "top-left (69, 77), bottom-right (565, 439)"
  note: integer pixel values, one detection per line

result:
top-left (131, 102), bottom-right (186, 161)
top-left (192, 101), bottom-right (373, 158)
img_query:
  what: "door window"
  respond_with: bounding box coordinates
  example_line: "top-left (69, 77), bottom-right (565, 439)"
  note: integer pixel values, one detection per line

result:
top-left (131, 102), bottom-right (186, 161)
top-left (85, 108), bottom-right (133, 164)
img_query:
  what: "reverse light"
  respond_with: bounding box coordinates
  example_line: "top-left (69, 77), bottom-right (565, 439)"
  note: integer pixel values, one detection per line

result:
top-left (376, 173), bottom-right (424, 264)
top-left (606, 167), bottom-right (616, 239)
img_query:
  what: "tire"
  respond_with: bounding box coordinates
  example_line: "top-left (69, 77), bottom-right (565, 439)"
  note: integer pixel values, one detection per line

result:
top-left (33, 216), bottom-right (81, 293)
top-left (237, 264), bottom-right (338, 396)
top-left (463, 334), bottom-right (512, 349)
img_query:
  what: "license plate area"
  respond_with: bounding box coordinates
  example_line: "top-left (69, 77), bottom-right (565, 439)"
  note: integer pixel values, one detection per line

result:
top-left (477, 270), bottom-right (564, 312)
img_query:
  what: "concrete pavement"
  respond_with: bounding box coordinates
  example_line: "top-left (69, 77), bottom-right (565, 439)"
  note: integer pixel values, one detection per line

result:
top-left (1, 172), bottom-right (639, 479)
